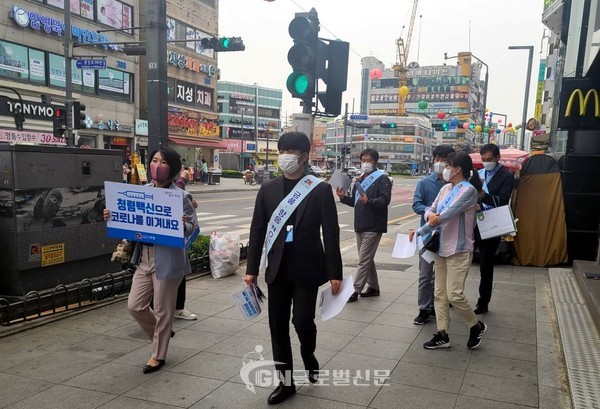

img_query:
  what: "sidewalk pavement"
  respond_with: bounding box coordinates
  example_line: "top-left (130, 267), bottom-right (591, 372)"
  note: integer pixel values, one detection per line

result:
top-left (0, 219), bottom-right (572, 409)
top-left (184, 176), bottom-right (260, 195)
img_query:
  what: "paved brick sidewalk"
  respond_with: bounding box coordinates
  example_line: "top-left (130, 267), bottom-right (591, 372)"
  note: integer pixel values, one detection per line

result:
top-left (0, 220), bottom-right (572, 408)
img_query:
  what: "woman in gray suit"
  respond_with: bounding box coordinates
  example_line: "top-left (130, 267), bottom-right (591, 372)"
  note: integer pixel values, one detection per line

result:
top-left (104, 146), bottom-right (198, 373)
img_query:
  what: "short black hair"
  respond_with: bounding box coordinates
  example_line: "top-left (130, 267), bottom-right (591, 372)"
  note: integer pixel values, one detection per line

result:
top-left (360, 148), bottom-right (379, 163)
top-left (432, 145), bottom-right (455, 159)
top-left (447, 152), bottom-right (483, 192)
top-left (480, 144), bottom-right (500, 157)
top-left (148, 145), bottom-right (182, 180)
top-left (277, 132), bottom-right (311, 154)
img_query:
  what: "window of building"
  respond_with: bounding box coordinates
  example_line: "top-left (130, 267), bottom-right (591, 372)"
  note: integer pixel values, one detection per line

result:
top-left (167, 16), bottom-right (215, 59)
top-left (200, 0), bottom-right (216, 8)
top-left (98, 68), bottom-right (132, 101)
top-left (43, 0), bottom-right (134, 34)
top-left (546, 66), bottom-right (552, 79)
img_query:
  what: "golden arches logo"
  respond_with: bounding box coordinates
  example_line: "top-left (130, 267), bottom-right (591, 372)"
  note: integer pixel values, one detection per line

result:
top-left (564, 89), bottom-right (600, 117)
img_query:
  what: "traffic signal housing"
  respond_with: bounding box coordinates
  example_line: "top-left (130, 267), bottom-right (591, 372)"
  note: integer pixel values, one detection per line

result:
top-left (53, 108), bottom-right (66, 138)
top-left (317, 40), bottom-right (349, 117)
top-left (287, 10), bottom-right (320, 106)
top-left (13, 105), bottom-right (25, 131)
top-left (72, 101), bottom-right (86, 130)
top-left (200, 37), bottom-right (245, 52)
top-left (381, 123), bottom-right (397, 129)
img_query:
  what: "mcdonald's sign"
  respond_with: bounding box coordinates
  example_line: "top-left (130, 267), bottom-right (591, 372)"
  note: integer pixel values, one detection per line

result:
top-left (558, 78), bottom-right (600, 130)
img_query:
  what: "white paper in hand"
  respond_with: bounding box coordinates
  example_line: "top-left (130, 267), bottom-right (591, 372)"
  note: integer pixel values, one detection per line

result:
top-left (320, 276), bottom-right (355, 321)
top-left (421, 250), bottom-right (436, 264)
top-left (392, 233), bottom-right (417, 258)
top-left (329, 170), bottom-right (352, 193)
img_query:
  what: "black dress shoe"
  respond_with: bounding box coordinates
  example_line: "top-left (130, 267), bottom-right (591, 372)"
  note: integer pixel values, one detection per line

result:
top-left (142, 359), bottom-right (165, 374)
top-left (360, 288), bottom-right (380, 297)
top-left (267, 382), bottom-right (296, 405)
top-left (474, 305), bottom-right (488, 315)
top-left (347, 292), bottom-right (359, 303)
top-left (304, 354), bottom-right (319, 383)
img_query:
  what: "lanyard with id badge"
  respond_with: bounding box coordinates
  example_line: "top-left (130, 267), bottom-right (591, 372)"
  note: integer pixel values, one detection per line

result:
top-left (285, 225), bottom-right (294, 243)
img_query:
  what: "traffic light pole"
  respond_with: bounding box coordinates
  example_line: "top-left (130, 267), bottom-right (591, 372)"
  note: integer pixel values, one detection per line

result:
top-left (342, 103), bottom-right (348, 168)
top-left (63, 0), bottom-right (73, 146)
top-left (145, 0), bottom-right (169, 153)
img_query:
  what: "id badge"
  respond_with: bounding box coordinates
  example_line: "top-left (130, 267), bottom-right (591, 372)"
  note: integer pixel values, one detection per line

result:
top-left (285, 225), bottom-right (294, 243)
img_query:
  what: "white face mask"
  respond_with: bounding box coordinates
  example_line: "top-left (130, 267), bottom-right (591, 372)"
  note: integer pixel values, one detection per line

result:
top-left (433, 162), bottom-right (447, 175)
top-left (482, 161), bottom-right (497, 171)
top-left (442, 167), bottom-right (454, 182)
top-left (278, 154), bottom-right (301, 174)
top-left (361, 162), bottom-right (374, 173)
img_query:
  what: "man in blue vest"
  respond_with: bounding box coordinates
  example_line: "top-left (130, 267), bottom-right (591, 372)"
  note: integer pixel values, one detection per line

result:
top-left (412, 145), bottom-right (455, 324)
top-left (474, 144), bottom-right (515, 314)
top-left (336, 148), bottom-right (392, 302)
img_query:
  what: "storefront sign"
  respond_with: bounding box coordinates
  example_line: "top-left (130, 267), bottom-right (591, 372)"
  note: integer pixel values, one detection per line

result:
top-left (170, 79), bottom-right (213, 110)
top-left (230, 93), bottom-right (253, 101)
top-left (168, 109), bottom-right (219, 138)
top-left (135, 119), bottom-right (148, 136)
top-left (558, 77), bottom-right (600, 130)
top-left (0, 129), bottom-right (66, 145)
top-left (111, 137), bottom-right (129, 146)
top-left (0, 96), bottom-right (64, 121)
top-left (167, 51), bottom-right (216, 77)
top-left (10, 6), bottom-right (119, 50)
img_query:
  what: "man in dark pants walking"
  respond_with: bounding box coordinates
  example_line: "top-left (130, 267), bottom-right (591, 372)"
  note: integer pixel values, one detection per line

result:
top-left (244, 132), bottom-right (343, 405)
top-left (474, 144), bottom-right (515, 314)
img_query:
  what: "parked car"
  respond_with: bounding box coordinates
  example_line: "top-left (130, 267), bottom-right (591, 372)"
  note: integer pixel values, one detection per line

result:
top-left (341, 167), bottom-right (359, 177)
top-left (310, 166), bottom-right (326, 177)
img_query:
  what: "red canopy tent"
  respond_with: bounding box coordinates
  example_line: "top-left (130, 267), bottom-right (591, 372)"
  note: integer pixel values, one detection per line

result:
top-left (469, 147), bottom-right (529, 170)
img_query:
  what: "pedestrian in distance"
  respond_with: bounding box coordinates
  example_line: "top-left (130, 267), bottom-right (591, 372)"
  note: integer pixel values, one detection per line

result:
top-left (103, 146), bottom-right (199, 373)
top-left (410, 152), bottom-right (488, 350)
top-left (474, 144), bottom-right (515, 314)
top-left (244, 132), bottom-right (343, 405)
top-left (335, 148), bottom-right (392, 303)
top-left (201, 158), bottom-right (209, 184)
top-left (412, 145), bottom-right (455, 325)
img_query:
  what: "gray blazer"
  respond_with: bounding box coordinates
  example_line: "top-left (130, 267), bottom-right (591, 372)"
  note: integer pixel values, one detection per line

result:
top-left (130, 183), bottom-right (198, 280)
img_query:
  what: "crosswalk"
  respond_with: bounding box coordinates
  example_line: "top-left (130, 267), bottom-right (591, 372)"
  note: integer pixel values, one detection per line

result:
top-left (196, 211), bottom-right (353, 241)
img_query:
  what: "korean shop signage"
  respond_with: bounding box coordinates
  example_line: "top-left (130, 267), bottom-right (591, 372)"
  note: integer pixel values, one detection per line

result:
top-left (10, 6), bottom-right (119, 50)
top-left (167, 51), bottom-right (216, 77)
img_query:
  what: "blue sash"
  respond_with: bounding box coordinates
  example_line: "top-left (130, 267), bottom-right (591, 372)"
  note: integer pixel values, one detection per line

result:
top-left (259, 175), bottom-right (322, 273)
top-left (354, 169), bottom-right (384, 204)
top-left (422, 180), bottom-right (470, 247)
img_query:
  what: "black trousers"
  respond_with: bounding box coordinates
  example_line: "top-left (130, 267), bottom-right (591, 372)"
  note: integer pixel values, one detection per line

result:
top-left (475, 228), bottom-right (502, 307)
top-left (176, 277), bottom-right (186, 310)
top-left (267, 270), bottom-right (319, 385)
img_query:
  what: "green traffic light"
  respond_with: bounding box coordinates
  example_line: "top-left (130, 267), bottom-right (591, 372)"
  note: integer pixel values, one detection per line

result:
top-left (287, 72), bottom-right (312, 97)
top-left (390, 123), bottom-right (396, 128)
top-left (219, 37), bottom-right (231, 49)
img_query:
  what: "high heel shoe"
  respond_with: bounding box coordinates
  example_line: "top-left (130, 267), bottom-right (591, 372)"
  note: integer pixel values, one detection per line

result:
top-left (142, 359), bottom-right (165, 374)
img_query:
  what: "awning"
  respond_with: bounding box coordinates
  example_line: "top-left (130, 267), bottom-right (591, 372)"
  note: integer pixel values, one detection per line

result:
top-left (169, 137), bottom-right (227, 148)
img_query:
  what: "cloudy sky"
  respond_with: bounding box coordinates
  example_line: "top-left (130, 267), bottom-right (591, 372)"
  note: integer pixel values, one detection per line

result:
top-left (217, 0), bottom-right (547, 127)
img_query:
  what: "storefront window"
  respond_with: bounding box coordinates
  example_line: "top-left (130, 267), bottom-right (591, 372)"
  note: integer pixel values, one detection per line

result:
top-left (0, 41), bottom-right (29, 81)
top-left (98, 68), bottom-right (132, 101)
top-left (44, 0), bottom-right (132, 32)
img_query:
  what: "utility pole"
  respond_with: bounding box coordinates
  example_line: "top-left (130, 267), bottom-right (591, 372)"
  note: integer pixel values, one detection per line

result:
top-left (63, 0), bottom-right (73, 146)
top-left (145, 0), bottom-right (168, 153)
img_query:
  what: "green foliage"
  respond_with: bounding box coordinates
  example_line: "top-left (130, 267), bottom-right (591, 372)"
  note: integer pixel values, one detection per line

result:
top-left (222, 170), bottom-right (243, 178)
top-left (188, 235), bottom-right (210, 258)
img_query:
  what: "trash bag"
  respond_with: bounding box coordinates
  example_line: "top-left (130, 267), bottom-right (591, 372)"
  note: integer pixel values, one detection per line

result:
top-left (209, 231), bottom-right (240, 278)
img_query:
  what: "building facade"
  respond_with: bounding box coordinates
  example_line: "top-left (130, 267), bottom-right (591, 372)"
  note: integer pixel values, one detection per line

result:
top-left (1, 1), bottom-right (140, 158)
top-left (360, 53), bottom-right (486, 150)
top-left (324, 115), bottom-right (434, 173)
top-left (217, 81), bottom-right (282, 170)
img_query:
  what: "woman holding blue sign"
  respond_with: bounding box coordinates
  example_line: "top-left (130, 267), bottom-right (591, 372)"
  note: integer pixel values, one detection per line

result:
top-left (103, 146), bottom-right (198, 374)
top-left (409, 152), bottom-right (489, 351)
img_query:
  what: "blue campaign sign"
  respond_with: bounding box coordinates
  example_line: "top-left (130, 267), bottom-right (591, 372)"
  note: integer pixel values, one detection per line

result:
top-left (76, 59), bottom-right (107, 70)
top-left (350, 114), bottom-right (368, 121)
top-left (104, 182), bottom-right (185, 248)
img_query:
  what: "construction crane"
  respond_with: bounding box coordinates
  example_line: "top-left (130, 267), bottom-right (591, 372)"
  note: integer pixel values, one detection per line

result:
top-left (392, 0), bottom-right (419, 116)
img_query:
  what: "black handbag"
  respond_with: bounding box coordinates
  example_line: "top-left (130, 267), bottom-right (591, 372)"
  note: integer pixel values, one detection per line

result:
top-left (423, 231), bottom-right (440, 253)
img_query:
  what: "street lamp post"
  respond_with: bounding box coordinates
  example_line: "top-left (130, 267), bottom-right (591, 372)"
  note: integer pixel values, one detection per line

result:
top-left (254, 83), bottom-right (258, 167)
top-left (508, 45), bottom-right (534, 151)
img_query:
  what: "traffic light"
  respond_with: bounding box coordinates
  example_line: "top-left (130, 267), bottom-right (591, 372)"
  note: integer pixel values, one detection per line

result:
top-left (13, 105), bottom-right (24, 131)
top-left (381, 123), bottom-right (397, 129)
top-left (53, 108), bottom-right (66, 138)
top-left (72, 101), bottom-right (86, 130)
top-left (200, 37), bottom-right (245, 52)
top-left (286, 10), bottom-right (320, 105)
top-left (316, 40), bottom-right (349, 116)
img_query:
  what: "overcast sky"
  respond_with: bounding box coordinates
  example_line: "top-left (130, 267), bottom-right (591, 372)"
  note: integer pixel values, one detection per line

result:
top-left (217, 0), bottom-right (546, 127)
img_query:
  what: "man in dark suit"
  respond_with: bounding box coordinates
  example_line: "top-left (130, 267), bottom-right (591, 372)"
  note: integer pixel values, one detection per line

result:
top-left (474, 144), bottom-right (515, 314)
top-left (244, 132), bottom-right (343, 405)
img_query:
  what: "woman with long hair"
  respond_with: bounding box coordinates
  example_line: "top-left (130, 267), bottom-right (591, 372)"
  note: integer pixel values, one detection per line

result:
top-left (410, 152), bottom-right (488, 350)
top-left (104, 146), bottom-right (198, 373)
